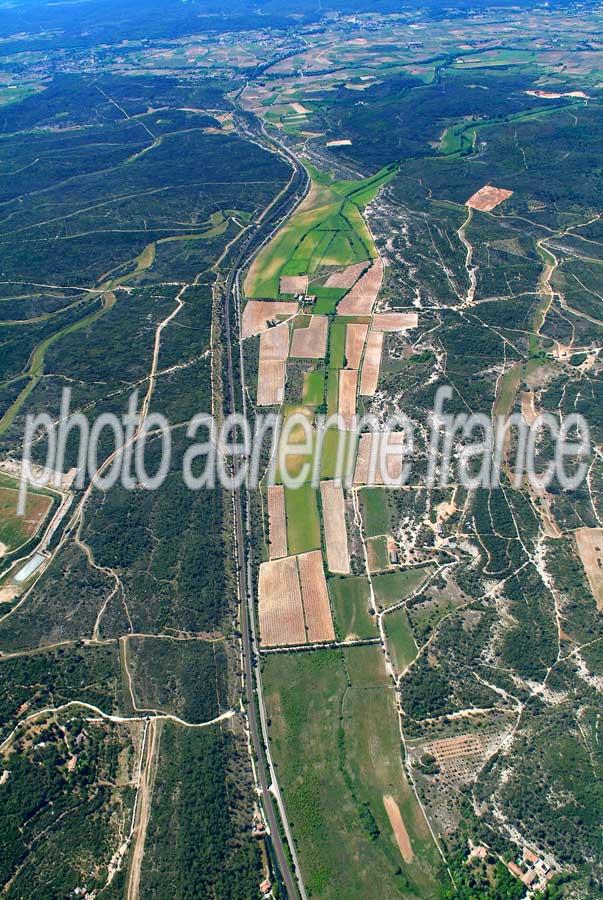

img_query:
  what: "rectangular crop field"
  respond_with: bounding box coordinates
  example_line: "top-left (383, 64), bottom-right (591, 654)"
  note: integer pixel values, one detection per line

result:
top-left (320, 480), bottom-right (350, 574)
top-left (297, 549), bottom-right (335, 643)
top-left (345, 323), bottom-right (368, 369)
top-left (328, 575), bottom-right (376, 641)
top-left (372, 568), bottom-right (433, 610)
top-left (258, 556), bottom-right (306, 647)
top-left (267, 485), bottom-right (288, 560)
top-left (359, 330), bottom-right (384, 396)
top-left (285, 484), bottom-right (321, 555)
top-left (0, 482), bottom-right (52, 555)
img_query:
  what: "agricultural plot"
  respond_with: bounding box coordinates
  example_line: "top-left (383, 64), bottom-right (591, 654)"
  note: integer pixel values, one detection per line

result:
top-left (241, 299), bottom-right (298, 338)
top-left (384, 608), bottom-right (418, 674)
top-left (353, 432), bottom-right (406, 485)
top-left (258, 555), bottom-right (306, 647)
top-left (466, 185), bottom-right (513, 212)
top-left (320, 480), bottom-right (350, 574)
top-left (372, 568), bottom-right (433, 611)
top-left (263, 649), bottom-right (440, 899)
top-left (325, 260), bottom-right (369, 289)
top-left (345, 323), bottom-right (368, 370)
top-left (328, 575), bottom-right (376, 641)
top-left (297, 549), bottom-right (336, 643)
top-left (257, 322), bottom-right (289, 406)
top-left (267, 484), bottom-right (288, 560)
top-left (280, 274), bottom-right (308, 295)
top-left (337, 258), bottom-right (384, 316)
top-left (359, 330), bottom-right (384, 396)
top-left (290, 315), bottom-right (328, 359)
top-left (284, 483), bottom-right (321, 554)
top-left (337, 368), bottom-right (359, 429)
top-left (0, 478), bottom-right (52, 555)
top-left (372, 312), bottom-right (419, 332)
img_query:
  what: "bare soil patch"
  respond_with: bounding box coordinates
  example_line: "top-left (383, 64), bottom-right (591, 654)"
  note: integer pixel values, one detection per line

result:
top-left (337, 258), bottom-right (383, 315)
top-left (267, 485), bottom-right (288, 560)
top-left (290, 316), bottom-right (329, 359)
top-left (372, 312), bottom-right (418, 332)
top-left (257, 323), bottom-right (290, 405)
top-left (280, 274), bottom-right (308, 295)
top-left (325, 260), bottom-right (369, 289)
top-left (466, 185), bottom-right (513, 212)
top-left (242, 300), bottom-right (298, 338)
top-left (338, 368), bottom-right (359, 429)
top-left (354, 433), bottom-right (406, 485)
top-left (345, 323), bottom-right (368, 369)
top-left (383, 795), bottom-right (414, 864)
top-left (359, 330), bottom-right (384, 395)
top-left (320, 481), bottom-right (350, 574)
top-left (575, 527), bottom-right (603, 610)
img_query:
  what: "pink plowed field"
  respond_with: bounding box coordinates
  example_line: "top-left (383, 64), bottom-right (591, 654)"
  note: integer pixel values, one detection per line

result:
top-left (258, 556), bottom-right (306, 647)
top-left (257, 323), bottom-right (290, 406)
top-left (345, 323), bottom-right (368, 369)
top-left (320, 480), bottom-right (350, 574)
top-left (280, 274), bottom-right (308, 295)
top-left (372, 312), bottom-right (418, 332)
top-left (267, 485), bottom-right (287, 560)
top-left (297, 550), bottom-right (335, 643)
top-left (337, 258), bottom-right (383, 315)
top-left (466, 185), bottom-right (513, 212)
top-left (359, 330), bottom-right (384, 395)
top-left (354, 432), bottom-right (406, 485)
top-left (324, 260), bottom-right (369, 289)
top-left (338, 368), bottom-right (358, 429)
top-left (242, 300), bottom-right (298, 338)
top-left (290, 316), bottom-right (329, 358)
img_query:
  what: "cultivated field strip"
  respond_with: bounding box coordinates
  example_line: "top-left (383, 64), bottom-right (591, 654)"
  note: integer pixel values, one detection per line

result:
top-left (258, 555), bottom-right (306, 647)
top-left (297, 550), bottom-right (336, 643)
top-left (325, 260), bottom-right (369, 289)
top-left (267, 485), bottom-right (288, 560)
top-left (359, 330), bottom-right (384, 395)
top-left (320, 480), bottom-right (350, 574)
top-left (345, 322), bottom-right (368, 369)
top-left (242, 299), bottom-right (298, 338)
top-left (372, 312), bottom-right (419, 332)
top-left (290, 315), bottom-right (329, 359)
top-left (337, 258), bottom-right (383, 315)
top-left (338, 368), bottom-right (359, 429)
top-left (257, 321), bottom-right (290, 405)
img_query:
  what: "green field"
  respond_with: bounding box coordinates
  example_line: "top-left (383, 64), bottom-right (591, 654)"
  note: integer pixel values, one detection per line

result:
top-left (384, 608), bottom-right (418, 675)
top-left (244, 163), bottom-right (397, 299)
top-left (302, 369), bottom-right (326, 406)
top-left (372, 568), bottom-right (433, 610)
top-left (285, 483), bottom-right (321, 554)
top-left (367, 535), bottom-right (391, 572)
top-left (263, 648), bottom-right (441, 899)
top-left (328, 575), bottom-right (377, 640)
top-left (360, 487), bottom-right (391, 536)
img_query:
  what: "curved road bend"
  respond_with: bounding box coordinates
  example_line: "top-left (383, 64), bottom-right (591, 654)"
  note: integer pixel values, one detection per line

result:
top-left (221, 125), bottom-right (308, 900)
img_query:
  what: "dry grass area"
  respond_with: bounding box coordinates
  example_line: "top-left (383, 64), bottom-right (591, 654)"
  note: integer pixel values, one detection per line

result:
top-left (575, 527), bottom-right (603, 610)
top-left (383, 795), bottom-right (414, 864)
top-left (354, 433), bottom-right (406, 485)
top-left (337, 258), bottom-right (383, 315)
top-left (372, 312), bottom-right (418, 332)
top-left (466, 185), bottom-right (513, 212)
top-left (242, 300), bottom-right (298, 338)
top-left (521, 390), bottom-right (538, 425)
top-left (298, 549), bottom-right (336, 643)
top-left (259, 555), bottom-right (306, 647)
top-left (257, 323), bottom-right (290, 406)
top-left (359, 330), bottom-right (384, 395)
top-left (345, 323), bottom-right (368, 369)
top-left (325, 260), bottom-right (369, 289)
top-left (280, 274), bottom-right (308, 295)
top-left (320, 480), bottom-right (350, 574)
top-left (267, 485), bottom-right (288, 560)
top-left (338, 368), bottom-right (359, 429)
top-left (290, 316), bottom-right (329, 359)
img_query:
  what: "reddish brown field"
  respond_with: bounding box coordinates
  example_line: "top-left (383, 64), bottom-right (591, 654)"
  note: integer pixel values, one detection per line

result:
top-left (345, 322), bottom-right (368, 369)
top-left (575, 527), bottom-right (603, 610)
top-left (320, 480), bottom-right (350, 574)
top-left (297, 549), bottom-right (336, 643)
top-left (258, 556), bottom-right (306, 647)
top-left (337, 258), bottom-right (383, 315)
top-left (280, 274), bottom-right (308, 295)
top-left (383, 795), bottom-right (414, 864)
top-left (466, 185), bottom-right (513, 212)
top-left (354, 433), bottom-right (406, 485)
top-left (267, 485), bottom-right (288, 560)
top-left (242, 300), bottom-right (298, 338)
top-left (338, 368), bottom-right (358, 429)
top-left (324, 260), bottom-right (369, 289)
top-left (372, 312), bottom-right (418, 332)
top-left (290, 315), bottom-right (329, 359)
top-left (359, 330), bottom-right (384, 395)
